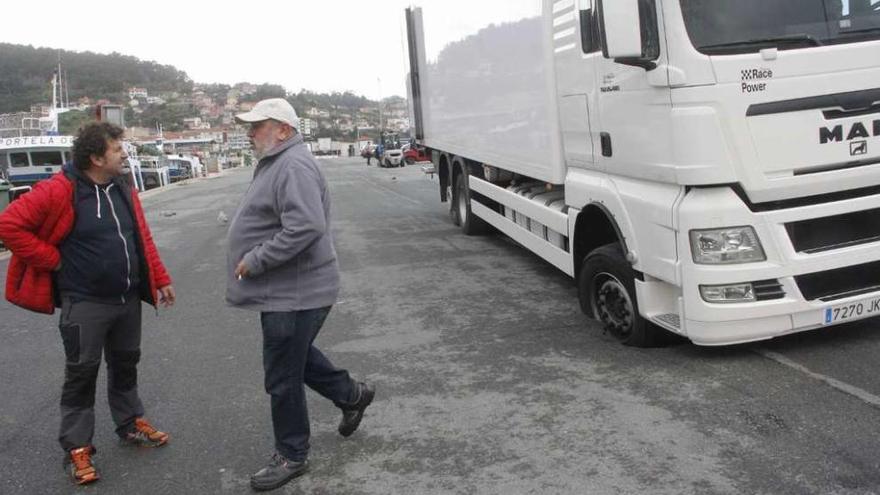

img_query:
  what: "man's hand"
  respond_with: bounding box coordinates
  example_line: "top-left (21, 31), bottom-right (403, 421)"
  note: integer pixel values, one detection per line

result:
top-left (158, 285), bottom-right (176, 308)
top-left (234, 260), bottom-right (250, 280)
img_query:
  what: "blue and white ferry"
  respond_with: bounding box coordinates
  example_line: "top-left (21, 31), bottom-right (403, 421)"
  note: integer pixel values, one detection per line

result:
top-left (0, 134), bottom-right (73, 186)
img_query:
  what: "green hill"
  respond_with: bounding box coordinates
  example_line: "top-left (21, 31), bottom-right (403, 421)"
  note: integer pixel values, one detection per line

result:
top-left (0, 43), bottom-right (405, 139)
top-left (0, 43), bottom-right (193, 114)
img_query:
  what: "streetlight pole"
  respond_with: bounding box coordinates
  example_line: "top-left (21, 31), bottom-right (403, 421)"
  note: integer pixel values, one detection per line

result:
top-left (377, 77), bottom-right (383, 133)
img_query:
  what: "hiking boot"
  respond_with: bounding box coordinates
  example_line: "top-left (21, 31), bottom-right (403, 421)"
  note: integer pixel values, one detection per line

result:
top-left (338, 382), bottom-right (375, 437)
top-left (120, 417), bottom-right (169, 447)
top-left (250, 453), bottom-right (309, 491)
top-left (65, 446), bottom-right (99, 485)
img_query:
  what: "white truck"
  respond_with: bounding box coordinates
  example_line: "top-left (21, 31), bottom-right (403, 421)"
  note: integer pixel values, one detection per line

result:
top-left (405, 0), bottom-right (880, 346)
top-left (312, 137), bottom-right (343, 156)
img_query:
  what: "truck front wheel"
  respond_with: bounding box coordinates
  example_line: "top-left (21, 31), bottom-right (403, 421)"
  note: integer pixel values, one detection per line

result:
top-left (578, 243), bottom-right (660, 347)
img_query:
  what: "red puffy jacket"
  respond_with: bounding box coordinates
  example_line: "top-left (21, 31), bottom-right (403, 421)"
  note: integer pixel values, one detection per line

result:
top-left (0, 170), bottom-right (171, 314)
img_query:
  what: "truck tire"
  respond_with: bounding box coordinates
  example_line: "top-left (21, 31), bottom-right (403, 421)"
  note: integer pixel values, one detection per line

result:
top-left (454, 171), bottom-right (489, 235)
top-left (406, 157), bottom-right (415, 165)
top-left (449, 182), bottom-right (461, 226)
top-left (578, 243), bottom-right (660, 347)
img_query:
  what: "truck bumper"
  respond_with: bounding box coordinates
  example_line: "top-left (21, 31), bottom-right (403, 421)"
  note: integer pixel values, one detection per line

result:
top-left (672, 186), bottom-right (880, 345)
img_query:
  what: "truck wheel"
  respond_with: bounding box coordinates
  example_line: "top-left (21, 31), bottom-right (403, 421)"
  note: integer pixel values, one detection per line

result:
top-left (578, 243), bottom-right (660, 347)
top-left (454, 171), bottom-right (489, 235)
top-left (406, 157), bottom-right (415, 165)
top-left (449, 182), bottom-right (461, 226)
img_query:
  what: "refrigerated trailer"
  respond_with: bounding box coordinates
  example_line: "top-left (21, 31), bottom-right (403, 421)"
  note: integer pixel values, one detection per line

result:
top-left (405, 0), bottom-right (880, 346)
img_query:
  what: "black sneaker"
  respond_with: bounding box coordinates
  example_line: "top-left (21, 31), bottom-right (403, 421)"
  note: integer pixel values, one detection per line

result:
top-left (250, 453), bottom-right (308, 491)
top-left (338, 382), bottom-right (375, 437)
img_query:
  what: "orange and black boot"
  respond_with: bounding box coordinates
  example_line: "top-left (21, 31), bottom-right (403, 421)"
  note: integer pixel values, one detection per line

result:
top-left (120, 417), bottom-right (169, 447)
top-left (66, 446), bottom-right (99, 485)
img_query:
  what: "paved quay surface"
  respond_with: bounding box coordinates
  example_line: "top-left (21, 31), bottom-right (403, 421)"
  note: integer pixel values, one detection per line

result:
top-left (2, 157), bottom-right (880, 494)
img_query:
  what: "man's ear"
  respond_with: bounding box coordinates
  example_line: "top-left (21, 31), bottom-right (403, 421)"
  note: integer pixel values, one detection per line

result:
top-left (89, 154), bottom-right (102, 168)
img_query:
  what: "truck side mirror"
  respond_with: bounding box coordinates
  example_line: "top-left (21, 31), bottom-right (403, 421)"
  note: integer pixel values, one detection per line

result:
top-left (597, 0), bottom-right (660, 70)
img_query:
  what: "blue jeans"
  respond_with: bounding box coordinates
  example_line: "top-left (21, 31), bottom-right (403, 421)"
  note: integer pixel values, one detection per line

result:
top-left (260, 306), bottom-right (356, 461)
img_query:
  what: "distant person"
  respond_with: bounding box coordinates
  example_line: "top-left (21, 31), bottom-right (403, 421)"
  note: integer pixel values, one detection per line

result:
top-left (226, 98), bottom-right (375, 491)
top-left (376, 142), bottom-right (384, 165)
top-left (364, 144), bottom-right (374, 165)
top-left (0, 122), bottom-right (175, 486)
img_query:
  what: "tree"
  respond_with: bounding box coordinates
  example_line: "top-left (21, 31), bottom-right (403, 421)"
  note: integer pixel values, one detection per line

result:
top-left (239, 84), bottom-right (287, 103)
top-left (0, 43), bottom-right (193, 114)
top-left (137, 144), bottom-right (162, 156)
top-left (58, 109), bottom-right (93, 135)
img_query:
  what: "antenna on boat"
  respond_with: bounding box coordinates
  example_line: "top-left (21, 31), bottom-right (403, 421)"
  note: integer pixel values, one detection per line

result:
top-left (53, 53), bottom-right (69, 113)
top-left (64, 69), bottom-right (70, 109)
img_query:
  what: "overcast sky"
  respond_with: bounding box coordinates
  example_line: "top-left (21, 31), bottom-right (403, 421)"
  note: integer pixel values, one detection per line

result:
top-left (0, 0), bottom-right (538, 99)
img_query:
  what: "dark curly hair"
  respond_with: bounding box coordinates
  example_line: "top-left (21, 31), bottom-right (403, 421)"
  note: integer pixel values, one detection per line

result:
top-left (72, 122), bottom-right (125, 171)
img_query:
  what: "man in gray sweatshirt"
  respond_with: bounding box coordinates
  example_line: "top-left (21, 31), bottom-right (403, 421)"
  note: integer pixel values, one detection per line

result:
top-left (226, 98), bottom-right (374, 491)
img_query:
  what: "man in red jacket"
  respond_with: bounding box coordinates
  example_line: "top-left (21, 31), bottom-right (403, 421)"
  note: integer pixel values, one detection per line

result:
top-left (0, 122), bottom-right (175, 485)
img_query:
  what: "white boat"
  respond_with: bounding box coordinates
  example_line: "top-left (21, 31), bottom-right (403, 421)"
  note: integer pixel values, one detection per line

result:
top-left (165, 154), bottom-right (204, 182)
top-left (0, 134), bottom-right (73, 185)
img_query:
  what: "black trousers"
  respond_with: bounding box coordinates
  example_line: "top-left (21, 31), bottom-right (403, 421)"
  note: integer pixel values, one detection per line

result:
top-left (58, 295), bottom-right (145, 451)
top-left (261, 306), bottom-right (357, 461)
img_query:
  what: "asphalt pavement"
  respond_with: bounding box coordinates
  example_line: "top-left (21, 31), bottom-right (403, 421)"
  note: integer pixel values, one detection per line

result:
top-left (2, 157), bottom-right (880, 494)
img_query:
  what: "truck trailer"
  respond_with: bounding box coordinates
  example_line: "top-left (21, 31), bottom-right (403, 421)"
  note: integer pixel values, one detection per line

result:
top-left (405, 0), bottom-right (880, 346)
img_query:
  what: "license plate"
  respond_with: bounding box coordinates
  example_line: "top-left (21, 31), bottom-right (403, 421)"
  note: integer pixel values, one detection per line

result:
top-left (824, 296), bottom-right (880, 325)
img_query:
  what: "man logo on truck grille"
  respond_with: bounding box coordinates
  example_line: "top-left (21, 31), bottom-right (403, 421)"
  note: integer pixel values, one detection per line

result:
top-left (820, 119), bottom-right (880, 144)
top-left (851, 140), bottom-right (868, 156)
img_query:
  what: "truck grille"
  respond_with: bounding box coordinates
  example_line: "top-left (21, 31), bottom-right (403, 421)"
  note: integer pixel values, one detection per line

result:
top-left (795, 260), bottom-right (880, 302)
top-left (754, 279), bottom-right (786, 301)
top-left (786, 207), bottom-right (880, 253)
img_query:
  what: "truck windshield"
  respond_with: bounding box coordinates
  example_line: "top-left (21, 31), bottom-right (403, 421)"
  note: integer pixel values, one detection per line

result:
top-left (680, 0), bottom-right (880, 55)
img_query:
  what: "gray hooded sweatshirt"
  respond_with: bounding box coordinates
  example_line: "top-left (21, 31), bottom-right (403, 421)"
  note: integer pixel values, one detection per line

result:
top-left (226, 133), bottom-right (339, 311)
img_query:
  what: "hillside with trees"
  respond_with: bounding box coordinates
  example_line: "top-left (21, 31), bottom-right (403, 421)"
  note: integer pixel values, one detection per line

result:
top-left (0, 43), bottom-right (192, 114)
top-left (0, 43), bottom-right (410, 139)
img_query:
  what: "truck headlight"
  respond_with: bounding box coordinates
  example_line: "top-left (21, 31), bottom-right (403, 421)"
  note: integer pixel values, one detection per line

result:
top-left (689, 226), bottom-right (765, 264)
top-left (700, 283), bottom-right (756, 303)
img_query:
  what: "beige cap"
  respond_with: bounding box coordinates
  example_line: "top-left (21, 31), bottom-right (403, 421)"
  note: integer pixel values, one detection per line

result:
top-left (235, 98), bottom-right (299, 129)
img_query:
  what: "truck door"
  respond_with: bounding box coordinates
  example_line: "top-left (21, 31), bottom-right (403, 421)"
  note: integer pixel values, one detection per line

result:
top-left (593, 0), bottom-right (674, 182)
top-left (553, 0), bottom-right (600, 170)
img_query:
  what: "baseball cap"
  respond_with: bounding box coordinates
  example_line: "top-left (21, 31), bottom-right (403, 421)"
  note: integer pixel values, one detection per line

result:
top-left (235, 98), bottom-right (299, 129)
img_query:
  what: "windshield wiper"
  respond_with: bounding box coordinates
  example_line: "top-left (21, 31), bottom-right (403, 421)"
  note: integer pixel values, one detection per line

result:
top-left (837, 26), bottom-right (880, 36)
top-left (700, 34), bottom-right (823, 52)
